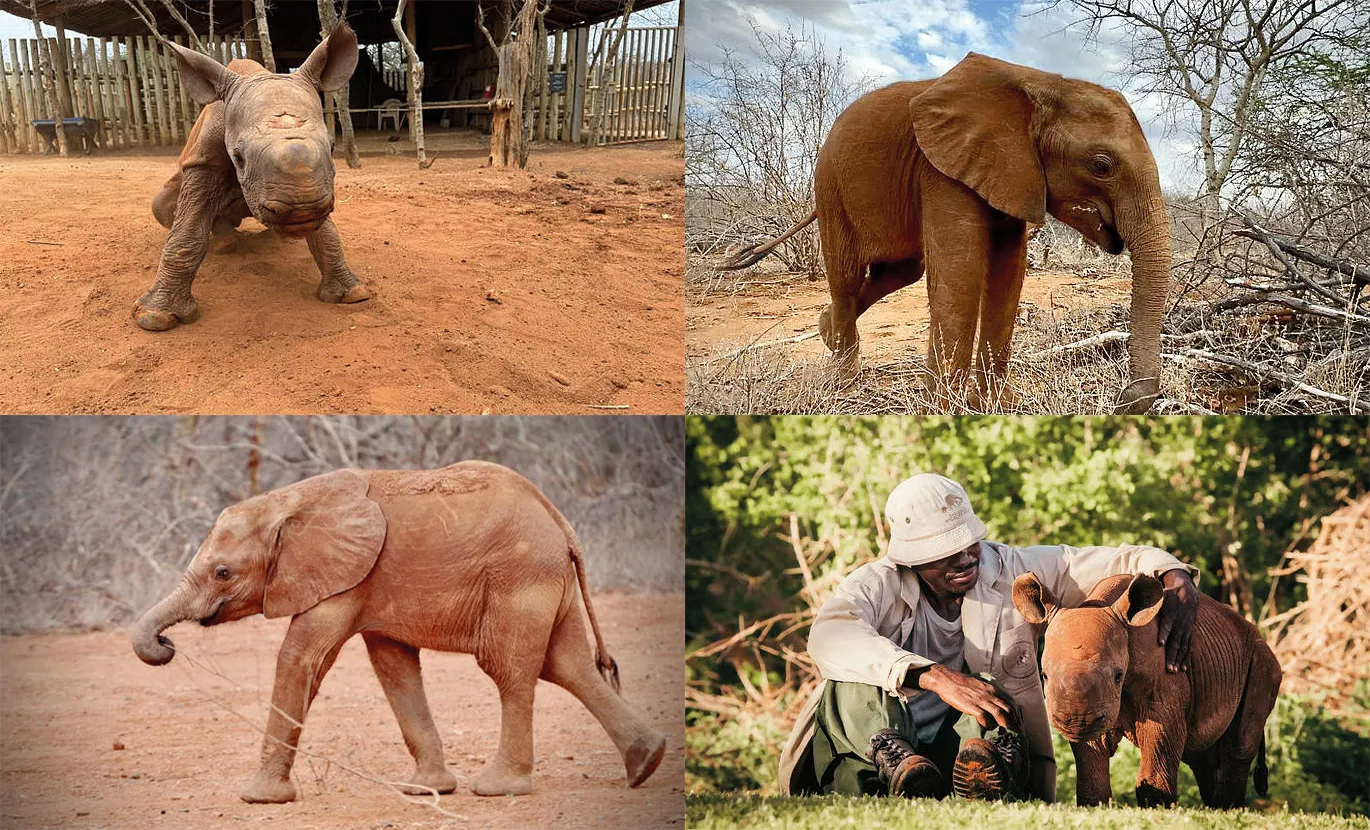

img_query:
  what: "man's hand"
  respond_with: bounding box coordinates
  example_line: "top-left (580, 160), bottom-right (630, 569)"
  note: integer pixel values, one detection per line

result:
top-left (1157, 569), bottom-right (1199, 673)
top-left (911, 663), bottom-right (1018, 730)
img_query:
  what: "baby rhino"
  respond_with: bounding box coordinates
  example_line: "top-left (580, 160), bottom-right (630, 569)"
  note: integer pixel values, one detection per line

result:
top-left (1013, 572), bottom-right (1280, 808)
top-left (134, 25), bottom-right (371, 331)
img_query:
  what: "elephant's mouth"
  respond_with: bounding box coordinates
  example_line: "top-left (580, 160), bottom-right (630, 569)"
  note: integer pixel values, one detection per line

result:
top-left (199, 598), bottom-right (228, 627)
top-left (1101, 222), bottom-right (1124, 255)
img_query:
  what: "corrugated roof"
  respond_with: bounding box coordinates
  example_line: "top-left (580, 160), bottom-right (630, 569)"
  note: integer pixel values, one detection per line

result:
top-left (0, 1), bottom-right (671, 40)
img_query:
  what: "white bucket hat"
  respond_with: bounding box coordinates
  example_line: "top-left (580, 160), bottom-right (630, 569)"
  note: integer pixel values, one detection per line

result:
top-left (884, 473), bottom-right (987, 566)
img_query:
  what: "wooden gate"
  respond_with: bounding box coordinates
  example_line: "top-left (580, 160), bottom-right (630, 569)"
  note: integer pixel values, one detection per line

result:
top-left (596, 25), bottom-right (677, 145)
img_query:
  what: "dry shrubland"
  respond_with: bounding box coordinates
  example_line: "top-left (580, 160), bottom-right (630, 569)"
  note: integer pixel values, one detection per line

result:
top-left (0, 416), bottom-right (684, 633)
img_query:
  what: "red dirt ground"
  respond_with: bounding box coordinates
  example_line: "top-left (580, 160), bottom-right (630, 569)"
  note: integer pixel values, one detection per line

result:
top-left (0, 131), bottom-right (684, 414)
top-left (687, 267), bottom-right (1133, 366)
top-left (0, 593), bottom-right (684, 830)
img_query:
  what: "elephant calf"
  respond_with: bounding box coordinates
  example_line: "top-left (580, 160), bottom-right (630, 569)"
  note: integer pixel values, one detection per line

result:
top-left (132, 462), bottom-right (666, 803)
top-left (1013, 572), bottom-right (1280, 808)
top-left (134, 25), bottom-right (371, 331)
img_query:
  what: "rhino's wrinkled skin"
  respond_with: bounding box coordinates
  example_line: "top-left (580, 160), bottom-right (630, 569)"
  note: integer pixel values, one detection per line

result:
top-left (134, 25), bottom-right (371, 331)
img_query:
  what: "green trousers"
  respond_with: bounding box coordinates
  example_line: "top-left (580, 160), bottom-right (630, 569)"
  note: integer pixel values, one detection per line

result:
top-left (809, 677), bottom-right (1022, 797)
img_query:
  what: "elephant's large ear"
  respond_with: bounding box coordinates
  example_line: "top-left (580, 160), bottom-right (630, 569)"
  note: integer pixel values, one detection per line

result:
top-left (263, 470), bottom-right (385, 619)
top-left (297, 23), bottom-right (359, 92)
top-left (1012, 572), bottom-right (1058, 625)
top-left (1114, 573), bottom-right (1164, 627)
top-left (168, 40), bottom-right (237, 105)
top-left (909, 53), bottom-right (1047, 224)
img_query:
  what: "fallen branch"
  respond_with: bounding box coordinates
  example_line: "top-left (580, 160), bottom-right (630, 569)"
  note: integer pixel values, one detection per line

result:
top-left (1234, 222), bottom-right (1370, 287)
top-left (1235, 213), bottom-right (1346, 306)
top-left (707, 331), bottom-right (820, 363)
top-left (1167, 348), bottom-right (1370, 413)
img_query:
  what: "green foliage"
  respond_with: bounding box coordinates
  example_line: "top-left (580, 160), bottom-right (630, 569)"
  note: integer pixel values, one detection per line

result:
top-left (687, 708), bottom-right (789, 793)
top-left (1266, 696), bottom-right (1370, 814)
top-left (686, 794), bottom-right (1370, 830)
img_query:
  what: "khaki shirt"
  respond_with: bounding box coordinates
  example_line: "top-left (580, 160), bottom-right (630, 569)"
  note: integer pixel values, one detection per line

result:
top-left (777, 540), bottom-right (1198, 800)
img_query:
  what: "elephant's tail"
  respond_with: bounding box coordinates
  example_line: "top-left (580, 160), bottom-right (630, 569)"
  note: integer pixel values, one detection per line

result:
top-left (717, 211), bottom-right (818, 271)
top-left (1255, 734), bottom-right (1269, 796)
top-left (532, 487), bottom-right (622, 694)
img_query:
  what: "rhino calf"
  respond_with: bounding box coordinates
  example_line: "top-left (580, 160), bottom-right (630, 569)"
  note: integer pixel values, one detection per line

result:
top-left (1013, 572), bottom-right (1281, 808)
top-left (135, 25), bottom-right (371, 331)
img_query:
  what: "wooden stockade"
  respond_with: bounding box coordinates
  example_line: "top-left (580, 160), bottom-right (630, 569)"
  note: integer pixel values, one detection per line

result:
top-left (0, 35), bottom-right (248, 154)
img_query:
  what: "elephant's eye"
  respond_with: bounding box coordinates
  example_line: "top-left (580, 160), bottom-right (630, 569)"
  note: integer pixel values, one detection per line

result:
top-left (231, 148), bottom-right (245, 167)
top-left (214, 565), bottom-right (231, 581)
top-left (1089, 154), bottom-right (1114, 177)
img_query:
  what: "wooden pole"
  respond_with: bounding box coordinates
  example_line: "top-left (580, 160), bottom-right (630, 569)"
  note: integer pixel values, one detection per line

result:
top-left (30, 7), bottom-right (68, 156)
top-left (668, 0), bottom-right (684, 140)
top-left (85, 39), bottom-right (106, 148)
top-left (0, 42), bottom-right (15, 153)
top-left (123, 36), bottom-right (146, 146)
top-left (253, 0), bottom-right (275, 72)
top-left (569, 25), bottom-right (587, 144)
top-left (14, 39), bottom-right (36, 152)
top-left (49, 18), bottom-right (73, 119)
top-left (145, 36), bottom-right (169, 146)
top-left (391, 0), bottom-right (428, 167)
top-left (317, 0), bottom-right (359, 168)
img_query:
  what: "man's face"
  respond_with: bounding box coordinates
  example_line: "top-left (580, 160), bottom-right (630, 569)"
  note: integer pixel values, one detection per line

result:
top-left (912, 541), bottom-right (982, 597)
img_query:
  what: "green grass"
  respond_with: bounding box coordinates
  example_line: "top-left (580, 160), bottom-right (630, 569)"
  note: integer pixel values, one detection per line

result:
top-left (686, 794), bottom-right (1370, 830)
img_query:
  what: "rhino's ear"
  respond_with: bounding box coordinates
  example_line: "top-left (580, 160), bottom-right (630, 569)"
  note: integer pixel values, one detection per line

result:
top-left (297, 23), bottom-right (358, 92)
top-left (1013, 572), bottom-right (1057, 625)
top-left (167, 40), bottom-right (235, 105)
top-left (1115, 573), bottom-right (1165, 627)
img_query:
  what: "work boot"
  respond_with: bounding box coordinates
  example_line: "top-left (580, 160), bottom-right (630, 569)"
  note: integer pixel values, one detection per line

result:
top-left (868, 728), bottom-right (943, 797)
top-left (952, 729), bottom-right (1030, 801)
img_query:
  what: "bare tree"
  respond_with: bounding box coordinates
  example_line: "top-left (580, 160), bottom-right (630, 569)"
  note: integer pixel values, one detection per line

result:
top-left (479, 0), bottom-right (550, 169)
top-left (1059, 0), bottom-right (1363, 215)
top-left (686, 22), bottom-right (873, 277)
top-left (253, 0), bottom-right (275, 71)
top-left (391, 0), bottom-right (430, 168)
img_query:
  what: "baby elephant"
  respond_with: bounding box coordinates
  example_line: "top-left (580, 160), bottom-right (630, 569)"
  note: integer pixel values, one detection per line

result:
top-left (131, 462), bottom-right (666, 803)
top-left (1013, 572), bottom-right (1280, 808)
top-left (135, 25), bottom-right (371, 331)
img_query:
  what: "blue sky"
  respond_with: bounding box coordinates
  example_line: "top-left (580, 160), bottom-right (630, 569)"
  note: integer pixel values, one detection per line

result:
top-left (685, 0), bottom-right (1202, 193)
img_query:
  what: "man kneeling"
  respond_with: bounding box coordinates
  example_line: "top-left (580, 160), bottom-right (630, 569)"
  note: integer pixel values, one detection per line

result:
top-left (779, 474), bottom-right (1199, 801)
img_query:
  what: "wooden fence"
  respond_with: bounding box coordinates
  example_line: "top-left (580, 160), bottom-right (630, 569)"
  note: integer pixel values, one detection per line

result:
top-left (595, 25), bottom-right (678, 144)
top-left (0, 35), bottom-right (248, 154)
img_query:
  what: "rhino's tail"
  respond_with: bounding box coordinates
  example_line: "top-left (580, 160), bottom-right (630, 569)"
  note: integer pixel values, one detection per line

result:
top-left (1254, 734), bottom-right (1269, 796)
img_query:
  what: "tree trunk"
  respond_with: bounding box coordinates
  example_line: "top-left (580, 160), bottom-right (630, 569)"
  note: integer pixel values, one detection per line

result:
top-left (391, 0), bottom-right (429, 168)
top-left (29, 3), bottom-right (67, 157)
top-left (317, 0), bottom-right (360, 168)
top-left (253, 0), bottom-right (275, 72)
top-left (488, 0), bottom-right (540, 169)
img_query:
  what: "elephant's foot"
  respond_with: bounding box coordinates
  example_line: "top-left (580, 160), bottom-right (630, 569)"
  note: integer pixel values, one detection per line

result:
top-left (399, 766), bottom-right (458, 796)
top-left (819, 305), bottom-right (837, 350)
top-left (133, 292), bottom-right (199, 331)
top-left (1114, 377), bottom-right (1160, 414)
top-left (470, 761), bottom-right (532, 797)
top-left (316, 273), bottom-right (374, 304)
top-left (624, 731), bottom-right (667, 788)
top-left (239, 771), bottom-right (298, 804)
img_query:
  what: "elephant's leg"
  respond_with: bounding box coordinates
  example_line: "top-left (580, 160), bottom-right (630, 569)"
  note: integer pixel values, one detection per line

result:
top-left (540, 597), bottom-right (666, 788)
top-left (1072, 738), bottom-right (1114, 806)
top-left (977, 219), bottom-right (1028, 407)
top-left (362, 633), bottom-right (458, 796)
top-left (921, 176), bottom-right (992, 405)
top-left (240, 616), bottom-right (351, 804)
top-left (817, 211), bottom-right (864, 384)
top-left (469, 587), bottom-right (557, 796)
top-left (1132, 717), bottom-right (1184, 807)
top-left (305, 218), bottom-right (373, 304)
top-left (134, 166), bottom-right (226, 331)
top-left (857, 258), bottom-right (924, 316)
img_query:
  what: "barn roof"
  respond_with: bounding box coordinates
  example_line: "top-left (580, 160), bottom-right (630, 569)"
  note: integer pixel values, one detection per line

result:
top-left (0, 1), bottom-right (667, 40)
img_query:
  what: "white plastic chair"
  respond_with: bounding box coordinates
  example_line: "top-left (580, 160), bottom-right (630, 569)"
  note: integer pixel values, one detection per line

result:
top-left (378, 98), bottom-right (405, 131)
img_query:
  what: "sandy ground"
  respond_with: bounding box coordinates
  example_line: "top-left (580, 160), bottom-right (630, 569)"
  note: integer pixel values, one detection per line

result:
top-left (0, 131), bottom-right (684, 414)
top-left (0, 593), bottom-right (684, 830)
top-left (687, 265), bottom-right (1132, 368)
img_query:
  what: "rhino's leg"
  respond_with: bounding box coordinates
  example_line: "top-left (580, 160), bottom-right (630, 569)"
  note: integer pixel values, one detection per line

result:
top-left (1132, 716), bottom-right (1183, 807)
top-left (1072, 737), bottom-right (1114, 806)
top-left (306, 217), bottom-right (373, 304)
top-left (151, 171), bottom-right (182, 230)
top-left (134, 167), bottom-right (225, 331)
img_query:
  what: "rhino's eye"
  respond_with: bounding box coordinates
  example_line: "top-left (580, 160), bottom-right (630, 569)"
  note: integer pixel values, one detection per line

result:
top-left (1113, 669), bottom-right (1124, 685)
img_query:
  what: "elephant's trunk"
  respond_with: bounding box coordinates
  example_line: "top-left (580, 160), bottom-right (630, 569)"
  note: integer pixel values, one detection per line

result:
top-left (131, 579), bottom-right (196, 666)
top-left (1115, 194), bottom-right (1172, 414)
